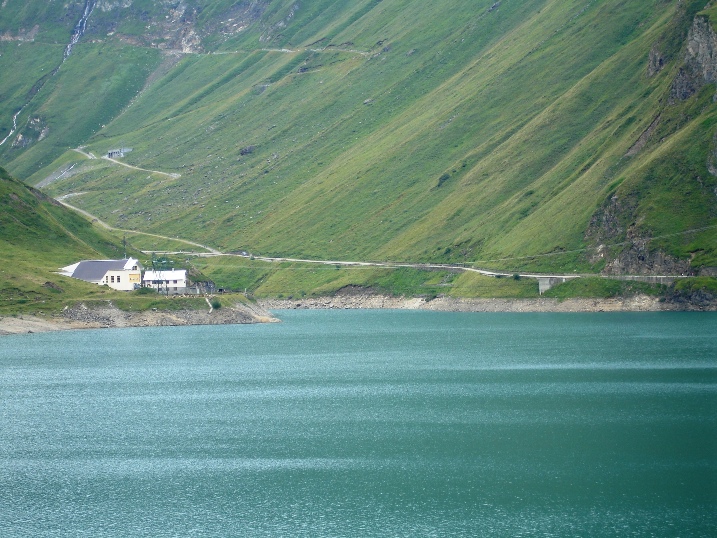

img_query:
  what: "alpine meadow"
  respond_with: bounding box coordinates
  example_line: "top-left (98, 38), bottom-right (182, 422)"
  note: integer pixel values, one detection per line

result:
top-left (1, 0), bottom-right (717, 301)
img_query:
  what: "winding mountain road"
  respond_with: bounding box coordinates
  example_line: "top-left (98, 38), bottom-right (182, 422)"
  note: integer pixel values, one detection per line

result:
top-left (70, 147), bottom-right (181, 178)
top-left (56, 195), bottom-right (220, 255)
top-left (102, 156), bottom-right (181, 179)
top-left (55, 194), bottom-right (579, 284)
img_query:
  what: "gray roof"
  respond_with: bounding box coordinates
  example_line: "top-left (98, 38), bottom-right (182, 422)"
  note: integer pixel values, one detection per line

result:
top-left (71, 260), bottom-right (130, 283)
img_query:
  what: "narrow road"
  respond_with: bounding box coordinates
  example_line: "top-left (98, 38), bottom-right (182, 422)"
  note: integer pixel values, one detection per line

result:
top-left (151, 250), bottom-right (580, 281)
top-left (58, 197), bottom-right (577, 280)
top-left (102, 156), bottom-right (181, 179)
top-left (69, 147), bottom-right (180, 178)
top-left (57, 195), bottom-right (706, 284)
top-left (72, 147), bottom-right (95, 159)
top-left (56, 196), bottom-right (220, 255)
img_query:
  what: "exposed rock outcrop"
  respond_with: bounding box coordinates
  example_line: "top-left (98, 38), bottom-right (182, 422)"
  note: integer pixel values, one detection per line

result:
top-left (60, 301), bottom-right (278, 328)
top-left (0, 301), bottom-right (279, 335)
top-left (585, 194), bottom-right (694, 276)
top-left (670, 14), bottom-right (717, 101)
top-left (600, 238), bottom-right (693, 276)
top-left (647, 43), bottom-right (665, 77)
top-left (0, 24), bottom-right (39, 42)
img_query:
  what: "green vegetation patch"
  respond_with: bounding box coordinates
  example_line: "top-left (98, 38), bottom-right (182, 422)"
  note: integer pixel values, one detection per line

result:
top-left (673, 277), bottom-right (717, 296)
top-left (193, 255), bottom-right (542, 299)
top-left (543, 277), bottom-right (666, 300)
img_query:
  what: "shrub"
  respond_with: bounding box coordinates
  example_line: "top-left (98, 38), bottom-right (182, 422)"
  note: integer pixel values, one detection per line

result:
top-left (136, 287), bottom-right (156, 295)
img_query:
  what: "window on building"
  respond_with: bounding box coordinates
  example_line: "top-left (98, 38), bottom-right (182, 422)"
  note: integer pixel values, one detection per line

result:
top-left (111, 275), bottom-right (115, 283)
top-left (117, 276), bottom-right (121, 283)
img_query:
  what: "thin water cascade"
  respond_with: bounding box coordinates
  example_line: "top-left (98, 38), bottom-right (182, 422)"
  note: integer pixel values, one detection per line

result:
top-left (0, 106), bottom-right (25, 147)
top-left (64, 0), bottom-right (96, 60)
top-left (0, 0), bottom-right (96, 147)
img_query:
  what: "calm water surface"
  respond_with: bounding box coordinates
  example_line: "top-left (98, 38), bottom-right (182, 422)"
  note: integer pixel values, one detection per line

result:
top-left (1, 310), bottom-right (716, 536)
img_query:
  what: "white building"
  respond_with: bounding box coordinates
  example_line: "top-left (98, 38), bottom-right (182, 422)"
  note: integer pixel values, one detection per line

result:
top-left (143, 269), bottom-right (188, 293)
top-left (59, 258), bottom-right (142, 291)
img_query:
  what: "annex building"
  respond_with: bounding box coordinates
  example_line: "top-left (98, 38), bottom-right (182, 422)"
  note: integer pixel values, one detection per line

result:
top-left (143, 269), bottom-right (188, 293)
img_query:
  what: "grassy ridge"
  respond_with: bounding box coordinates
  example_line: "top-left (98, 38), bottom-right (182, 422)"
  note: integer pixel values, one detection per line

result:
top-left (0, 165), bottom-right (126, 313)
top-left (1, 0), bottom-right (715, 276)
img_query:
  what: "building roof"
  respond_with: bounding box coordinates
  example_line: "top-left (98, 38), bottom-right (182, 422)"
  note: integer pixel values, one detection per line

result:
top-left (143, 269), bottom-right (187, 281)
top-left (59, 258), bottom-right (139, 283)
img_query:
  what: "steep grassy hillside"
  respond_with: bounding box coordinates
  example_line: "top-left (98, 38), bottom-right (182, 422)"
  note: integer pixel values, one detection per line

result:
top-left (2, 0), bottom-right (716, 275)
top-left (0, 165), bottom-right (128, 312)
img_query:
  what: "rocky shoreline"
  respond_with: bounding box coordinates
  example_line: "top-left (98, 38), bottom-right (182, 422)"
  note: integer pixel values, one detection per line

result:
top-left (258, 293), bottom-right (717, 312)
top-left (0, 301), bottom-right (279, 335)
top-left (2, 294), bottom-right (714, 335)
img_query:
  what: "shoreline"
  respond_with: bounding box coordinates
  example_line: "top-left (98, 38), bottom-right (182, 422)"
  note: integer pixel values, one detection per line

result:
top-left (0, 302), bottom-right (279, 336)
top-left (2, 294), bottom-right (714, 335)
top-left (258, 294), bottom-right (717, 312)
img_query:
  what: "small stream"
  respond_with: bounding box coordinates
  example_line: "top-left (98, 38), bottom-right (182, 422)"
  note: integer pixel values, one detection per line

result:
top-left (0, 106), bottom-right (25, 147)
top-left (0, 0), bottom-right (96, 147)
top-left (64, 0), bottom-right (96, 60)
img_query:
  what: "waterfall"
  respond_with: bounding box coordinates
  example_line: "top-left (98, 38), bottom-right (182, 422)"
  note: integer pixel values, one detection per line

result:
top-left (0, 106), bottom-right (25, 147)
top-left (0, 0), bottom-right (96, 146)
top-left (64, 0), bottom-right (96, 60)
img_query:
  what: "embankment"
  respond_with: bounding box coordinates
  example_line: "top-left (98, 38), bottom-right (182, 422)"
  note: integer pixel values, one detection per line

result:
top-left (258, 294), bottom-right (717, 312)
top-left (0, 301), bottom-right (278, 335)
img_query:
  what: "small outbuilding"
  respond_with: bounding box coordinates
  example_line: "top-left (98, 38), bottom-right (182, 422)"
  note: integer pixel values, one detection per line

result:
top-left (143, 269), bottom-right (188, 293)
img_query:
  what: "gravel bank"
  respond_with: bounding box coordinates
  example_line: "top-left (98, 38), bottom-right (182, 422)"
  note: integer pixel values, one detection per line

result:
top-left (3, 294), bottom-right (713, 336)
top-left (258, 294), bottom-right (716, 312)
top-left (0, 301), bottom-right (278, 335)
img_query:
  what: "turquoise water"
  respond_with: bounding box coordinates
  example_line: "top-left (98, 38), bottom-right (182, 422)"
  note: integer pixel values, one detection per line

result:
top-left (1, 310), bottom-right (716, 536)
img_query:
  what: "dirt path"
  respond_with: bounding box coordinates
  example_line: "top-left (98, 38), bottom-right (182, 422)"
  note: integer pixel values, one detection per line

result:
top-left (227, 253), bottom-right (580, 281)
top-left (72, 147), bottom-right (96, 159)
top-left (102, 156), bottom-right (181, 179)
top-left (56, 197), bottom-right (220, 254)
top-left (56, 196), bottom-right (702, 284)
top-left (70, 147), bottom-right (180, 179)
top-left (53, 200), bottom-right (576, 281)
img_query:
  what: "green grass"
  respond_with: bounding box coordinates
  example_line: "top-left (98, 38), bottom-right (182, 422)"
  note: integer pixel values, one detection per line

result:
top-left (191, 255), bottom-right (542, 298)
top-left (0, 166), bottom-right (142, 315)
top-left (543, 277), bottom-right (667, 300)
top-left (673, 277), bottom-right (717, 296)
top-left (2, 0), bottom-right (715, 281)
top-left (0, 42), bottom-right (162, 179)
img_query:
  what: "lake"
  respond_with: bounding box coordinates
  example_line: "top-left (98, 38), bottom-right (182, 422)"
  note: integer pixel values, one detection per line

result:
top-left (1, 310), bottom-right (716, 536)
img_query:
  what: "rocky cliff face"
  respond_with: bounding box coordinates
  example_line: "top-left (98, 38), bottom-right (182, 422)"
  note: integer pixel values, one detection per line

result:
top-left (687, 14), bottom-right (717, 81)
top-left (585, 194), bottom-right (695, 276)
top-left (671, 14), bottom-right (717, 100)
top-left (585, 11), bottom-right (717, 276)
top-left (86, 0), bottom-right (266, 53)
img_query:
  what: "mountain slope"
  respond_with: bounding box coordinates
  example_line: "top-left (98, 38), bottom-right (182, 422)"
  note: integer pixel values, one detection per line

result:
top-left (0, 165), bottom-right (126, 310)
top-left (1, 0), bottom-right (716, 275)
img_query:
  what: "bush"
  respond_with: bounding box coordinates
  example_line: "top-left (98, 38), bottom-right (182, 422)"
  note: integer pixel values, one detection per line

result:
top-left (135, 287), bottom-right (156, 295)
top-left (210, 298), bottom-right (222, 310)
